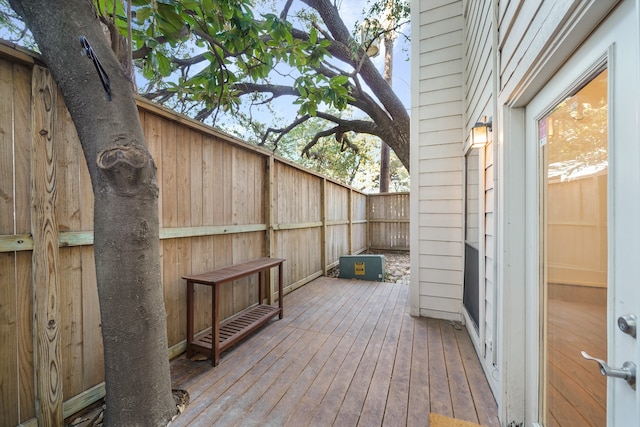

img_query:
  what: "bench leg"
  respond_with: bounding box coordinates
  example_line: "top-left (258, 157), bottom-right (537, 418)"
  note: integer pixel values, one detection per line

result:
top-left (278, 263), bottom-right (284, 319)
top-left (212, 284), bottom-right (220, 366)
top-left (186, 281), bottom-right (195, 357)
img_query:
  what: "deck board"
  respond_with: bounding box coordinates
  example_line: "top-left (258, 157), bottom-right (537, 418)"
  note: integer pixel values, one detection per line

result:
top-left (454, 327), bottom-right (501, 426)
top-left (442, 322), bottom-right (477, 421)
top-left (382, 307), bottom-right (413, 425)
top-left (426, 318), bottom-right (453, 418)
top-left (170, 277), bottom-right (500, 427)
top-left (407, 315), bottom-right (430, 427)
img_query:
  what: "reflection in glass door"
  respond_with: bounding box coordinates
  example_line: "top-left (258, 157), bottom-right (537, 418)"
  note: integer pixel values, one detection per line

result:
top-left (540, 69), bottom-right (608, 426)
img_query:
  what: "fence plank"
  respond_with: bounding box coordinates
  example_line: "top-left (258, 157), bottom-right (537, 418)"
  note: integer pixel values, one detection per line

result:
top-left (177, 126), bottom-right (192, 228)
top-left (189, 130), bottom-right (203, 226)
top-left (81, 246), bottom-right (103, 390)
top-left (54, 89), bottom-right (85, 400)
top-left (60, 246), bottom-right (83, 397)
top-left (17, 251), bottom-right (35, 422)
top-left (0, 56), bottom-right (13, 233)
top-left (0, 253), bottom-right (18, 427)
top-left (0, 56), bottom-right (20, 427)
top-left (266, 156), bottom-right (275, 303)
top-left (202, 135), bottom-right (216, 225)
top-left (31, 65), bottom-right (63, 425)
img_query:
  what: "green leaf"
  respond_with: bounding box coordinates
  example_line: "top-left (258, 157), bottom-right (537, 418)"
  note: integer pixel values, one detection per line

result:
top-left (142, 61), bottom-right (155, 80)
top-left (180, 0), bottom-right (200, 9)
top-left (157, 4), bottom-right (185, 35)
top-left (135, 6), bottom-right (152, 23)
top-left (155, 52), bottom-right (171, 76)
top-left (309, 27), bottom-right (317, 45)
top-left (202, 0), bottom-right (215, 14)
top-left (307, 102), bottom-right (317, 116)
top-left (145, 38), bottom-right (159, 49)
top-left (331, 75), bottom-right (349, 86)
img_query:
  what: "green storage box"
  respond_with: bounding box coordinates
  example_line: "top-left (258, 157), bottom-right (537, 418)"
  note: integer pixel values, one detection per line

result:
top-left (338, 255), bottom-right (385, 282)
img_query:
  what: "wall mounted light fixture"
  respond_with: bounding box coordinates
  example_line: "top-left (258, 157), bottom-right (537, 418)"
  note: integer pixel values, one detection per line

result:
top-left (464, 116), bottom-right (492, 154)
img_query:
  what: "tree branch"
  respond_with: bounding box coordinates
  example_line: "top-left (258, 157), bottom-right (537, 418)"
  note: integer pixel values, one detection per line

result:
top-left (314, 111), bottom-right (379, 135)
top-left (280, 0), bottom-right (294, 19)
top-left (260, 114), bottom-right (311, 149)
top-left (131, 26), bottom-right (190, 59)
top-left (233, 82), bottom-right (299, 98)
top-left (301, 126), bottom-right (341, 157)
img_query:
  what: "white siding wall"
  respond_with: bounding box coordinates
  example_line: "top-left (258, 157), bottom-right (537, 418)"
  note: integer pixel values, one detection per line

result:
top-left (410, 0), bottom-right (464, 321)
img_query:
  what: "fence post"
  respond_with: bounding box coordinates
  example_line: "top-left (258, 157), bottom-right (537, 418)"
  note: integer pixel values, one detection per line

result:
top-left (348, 189), bottom-right (353, 254)
top-left (365, 194), bottom-right (371, 250)
top-left (321, 178), bottom-right (327, 275)
top-left (30, 65), bottom-right (63, 426)
top-left (265, 155), bottom-right (275, 304)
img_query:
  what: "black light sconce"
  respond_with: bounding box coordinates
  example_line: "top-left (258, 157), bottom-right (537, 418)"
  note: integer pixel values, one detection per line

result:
top-left (469, 116), bottom-right (492, 149)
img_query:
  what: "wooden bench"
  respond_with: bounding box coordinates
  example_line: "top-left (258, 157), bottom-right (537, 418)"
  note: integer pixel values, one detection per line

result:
top-left (182, 257), bottom-right (285, 366)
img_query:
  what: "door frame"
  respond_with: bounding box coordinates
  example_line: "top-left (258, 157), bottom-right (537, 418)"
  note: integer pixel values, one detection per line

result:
top-left (525, 53), bottom-right (609, 426)
top-left (497, 0), bottom-right (638, 425)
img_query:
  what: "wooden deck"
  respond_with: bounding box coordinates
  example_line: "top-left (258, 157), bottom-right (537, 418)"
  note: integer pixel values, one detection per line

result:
top-left (169, 277), bottom-right (500, 427)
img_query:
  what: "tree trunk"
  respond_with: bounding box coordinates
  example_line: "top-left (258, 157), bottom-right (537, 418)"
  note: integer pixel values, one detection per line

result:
top-left (379, 142), bottom-right (391, 192)
top-left (379, 29), bottom-right (395, 193)
top-left (9, 1), bottom-right (176, 425)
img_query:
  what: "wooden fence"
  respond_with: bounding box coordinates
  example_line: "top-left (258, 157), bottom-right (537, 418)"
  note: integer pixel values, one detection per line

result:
top-left (368, 192), bottom-right (410, 251)
top-left (0, 43), bottom-right (408, 426)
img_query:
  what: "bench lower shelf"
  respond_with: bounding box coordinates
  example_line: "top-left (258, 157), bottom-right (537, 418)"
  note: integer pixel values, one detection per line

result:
top-left (189, 304), bottom-right (281, 363)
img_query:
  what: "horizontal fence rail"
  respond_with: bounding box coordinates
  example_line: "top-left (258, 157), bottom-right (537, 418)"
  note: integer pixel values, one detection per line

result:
top-left (0, 43), bottom-right (409, 427)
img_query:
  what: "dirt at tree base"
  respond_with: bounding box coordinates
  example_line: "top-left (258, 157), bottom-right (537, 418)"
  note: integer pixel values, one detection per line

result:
top-left (65, 390), bottom-right (189, 427)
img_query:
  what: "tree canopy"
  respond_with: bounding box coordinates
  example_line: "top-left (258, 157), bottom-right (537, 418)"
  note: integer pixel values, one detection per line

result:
top-left (102, 0), bottom-right (411, 171)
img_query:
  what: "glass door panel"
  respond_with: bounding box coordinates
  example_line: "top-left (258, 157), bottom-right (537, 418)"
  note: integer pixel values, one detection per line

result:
top-left (540, 69), bottom-right (608, 426)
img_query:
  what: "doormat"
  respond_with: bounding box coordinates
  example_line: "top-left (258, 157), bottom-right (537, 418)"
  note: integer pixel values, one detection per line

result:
top-left (429, 412), bottom-right (485, 427)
